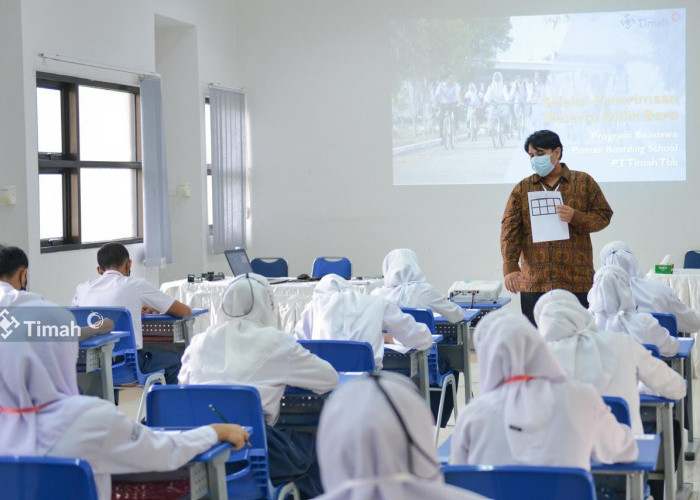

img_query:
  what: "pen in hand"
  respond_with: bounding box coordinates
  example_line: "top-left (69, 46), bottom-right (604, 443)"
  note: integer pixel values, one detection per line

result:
top-left (209, 404), bottom-right (252, 448)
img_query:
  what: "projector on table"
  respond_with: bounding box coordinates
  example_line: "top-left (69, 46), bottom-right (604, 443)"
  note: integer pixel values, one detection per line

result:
top-left (448, 280), bottom-right (503, 304)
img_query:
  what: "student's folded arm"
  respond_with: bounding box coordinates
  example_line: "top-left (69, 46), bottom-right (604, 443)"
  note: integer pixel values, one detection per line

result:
top-left (634, 340), bottom-right (686, 399)
top-left (382, 302), bottom-right (432, 351)
top-left (165, 300), bottom-right (191, 317)
top-left (286, 342), bottom-right (339, 394)
top-left (426, 291), bottom-right (465, 324)
top-left (647, 316), bottom-right (680, 357)
top-left (660, 289), bottom-right (700, 333)
top-left (590, 394), bottom-right (638, 465)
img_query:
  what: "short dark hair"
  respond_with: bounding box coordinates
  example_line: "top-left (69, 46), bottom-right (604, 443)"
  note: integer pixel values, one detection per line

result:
top-left (524, 130), bottom-right (563, 159)
top-left (0, 245), bottom-right (29, 278)
top-left (97, 243), bottom-right (130, 270)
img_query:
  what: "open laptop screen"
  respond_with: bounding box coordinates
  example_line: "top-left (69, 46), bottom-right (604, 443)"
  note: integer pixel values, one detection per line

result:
top-left (225, 248), bottom-right (254, 276)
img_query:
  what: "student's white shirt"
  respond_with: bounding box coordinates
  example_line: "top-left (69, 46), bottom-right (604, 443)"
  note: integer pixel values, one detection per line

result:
top-left (632, 279), bottom-right (700, 333)
top-left (179, 273), bottom-right (339, 425)
top-left (0, 281), bottom-right (43, 306)
top-left (450, 380), bottom-right (638, 470)
top-left (72, 270), bottom-right (175, 349)
top-left (294, 275), bottom-right (432, 370)
top-left (47, 400), bottom-right (218, 500)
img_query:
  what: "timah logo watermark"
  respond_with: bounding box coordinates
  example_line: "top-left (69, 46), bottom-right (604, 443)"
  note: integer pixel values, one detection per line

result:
top-left (0, 306), bottom-right (101, 342)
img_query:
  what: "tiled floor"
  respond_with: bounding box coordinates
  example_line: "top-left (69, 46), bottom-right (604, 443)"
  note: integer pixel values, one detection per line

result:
top-left (118, 352), bottom-right (700, 499)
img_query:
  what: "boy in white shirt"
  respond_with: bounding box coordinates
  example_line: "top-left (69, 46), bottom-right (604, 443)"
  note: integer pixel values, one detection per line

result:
top-left (73, 243), bottom-right (191, 384)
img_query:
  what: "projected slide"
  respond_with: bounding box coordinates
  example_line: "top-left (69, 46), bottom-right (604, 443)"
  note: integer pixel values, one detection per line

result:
top-left (391, 8), bottom-right (685, 185)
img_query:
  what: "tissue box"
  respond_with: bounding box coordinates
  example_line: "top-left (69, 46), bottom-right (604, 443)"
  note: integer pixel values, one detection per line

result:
top-left (655, 264), bottom-right (674, 274)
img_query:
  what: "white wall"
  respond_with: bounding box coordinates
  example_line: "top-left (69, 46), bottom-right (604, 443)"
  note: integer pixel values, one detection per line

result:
top-left (4, 0), bottom-right (698, 310)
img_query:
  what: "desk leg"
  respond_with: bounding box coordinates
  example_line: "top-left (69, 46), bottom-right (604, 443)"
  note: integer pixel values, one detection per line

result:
top-left (662, 403), bottom-right (676, 500)
top-left (184, 318), bottom-right (195, 346)
top-left (626, 471), bottom-right (642, 500)
top-left (206, 450), bottom-right (229, 500)
top-left (462, 323), bottom-right (472, 404)
top-left (684, 353), bottom-right (698, 461)
top-left (417, 350), bottom-right (430, 405)
top-left (98, 343), bottom-right (116, 405)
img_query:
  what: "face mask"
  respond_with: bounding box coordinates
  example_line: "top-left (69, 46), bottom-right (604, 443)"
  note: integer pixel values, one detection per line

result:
top-left (531, 154), bottom-right (555, 177)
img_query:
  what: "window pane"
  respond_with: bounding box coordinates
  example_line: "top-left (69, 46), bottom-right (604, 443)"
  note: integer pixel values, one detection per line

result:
top-left (39, 174), bottom-right (64, 239)
top-left (79, 86), bottom-right (135, 162)
top-left (80, 169), bottom-right (136, 243)
top-left (207, 173), bottom-right (213, 226)
top-left (37, 88), bottom-right (63, 154)
top-left (205, 102), bottom-right (212, 165)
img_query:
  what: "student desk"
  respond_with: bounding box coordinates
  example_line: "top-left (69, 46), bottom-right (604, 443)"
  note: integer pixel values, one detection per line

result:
top-left (449, 297), bottom-right (512, 311)
top-left (383, 334), bottom-right (441, 405)
top-left (77, 331), bottom-right (129, 404)
top-left (160, 277), bottom-right (382, 334)
top-left (434, 308), bottom-right (480, 403)
top-left (142, 308), bottom-right (209, 345)
top-left (113, 439), bottom-right (232, 500)
top-left (666, 337), bottom-right (698, 461)
top-left (439, 434), bottom-right (660, 500)
top-left (591, 434), bottom-right (660, 500)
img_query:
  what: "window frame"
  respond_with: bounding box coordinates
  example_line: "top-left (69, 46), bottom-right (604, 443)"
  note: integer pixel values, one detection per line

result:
top-left (37, 72), bottom-right (144, 253)
top-left (205, 97), bottom-right (213, 233)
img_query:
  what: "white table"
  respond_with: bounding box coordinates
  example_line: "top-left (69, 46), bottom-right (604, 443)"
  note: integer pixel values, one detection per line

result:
top-left (646, 268), bottom-right (700, 310)
top-left (160, 277), bottom-right (383, 334)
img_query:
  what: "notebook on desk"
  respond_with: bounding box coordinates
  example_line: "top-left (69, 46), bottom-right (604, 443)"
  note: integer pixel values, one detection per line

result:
top-left (224, 248), bottom-right (288, 284)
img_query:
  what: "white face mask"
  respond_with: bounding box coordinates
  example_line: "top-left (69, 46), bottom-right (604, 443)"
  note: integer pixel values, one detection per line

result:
top-left (530, 153), bottom-right (555, 176)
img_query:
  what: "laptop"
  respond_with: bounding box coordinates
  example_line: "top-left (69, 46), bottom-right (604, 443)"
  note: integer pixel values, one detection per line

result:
top-left (224, 248), bottom-right (288, 284)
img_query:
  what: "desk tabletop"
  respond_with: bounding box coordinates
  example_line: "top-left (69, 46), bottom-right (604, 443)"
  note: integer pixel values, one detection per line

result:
top-left (591, 434), bottom-right (660, 472)
top-left (450, 297), bottom-right (511, 310)
top-left (640, 394), bottom-right (678, 404)
top-left (142, 308), bottom-right (209, 322)
top-left (191, 441), bottom-right (233, 463)
top-left (79, 330), bottom-right (129, 348)
top-left (434, 309), bottom-right (480, 323)
top-left (671, 337), bottom-right (694, 359)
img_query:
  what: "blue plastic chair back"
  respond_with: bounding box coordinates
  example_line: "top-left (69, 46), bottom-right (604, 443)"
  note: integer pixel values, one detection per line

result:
top-left (298, 340), bottom-right (375, 372)
top-left (312, 257), bottom-right (352, 279)
top-left (68, 306), bottom-right (160, 385)
top-left (0, 456), bottom-right (98, 500)
top-left (602, 396), bottom-right (632, 426)
top-left (643, 343), bottom-right (661, 359)
top-left (650, 312), bottom-right (678, 337)
top-left (251, 257), bottom-right (289, 278)
top-left (146, 385), bottom-right (273, 499)
top-left (684, 250), bottom-right (700, 269)
top-left (442, 464), bottom-right (596, 500)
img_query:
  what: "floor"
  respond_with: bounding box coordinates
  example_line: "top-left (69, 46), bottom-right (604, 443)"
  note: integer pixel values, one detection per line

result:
top-left (118, 352), bottom-right (700, 499)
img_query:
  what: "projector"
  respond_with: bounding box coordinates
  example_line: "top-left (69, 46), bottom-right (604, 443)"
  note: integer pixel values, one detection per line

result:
top-left (448, 280), bottom-right (503, 303)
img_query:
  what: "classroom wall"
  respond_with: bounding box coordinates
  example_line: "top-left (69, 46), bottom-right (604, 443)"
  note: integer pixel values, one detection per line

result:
top-left (3, 0), bottom-right (697, 309)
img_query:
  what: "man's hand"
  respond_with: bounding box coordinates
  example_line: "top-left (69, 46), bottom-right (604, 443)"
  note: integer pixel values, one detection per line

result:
top-left (383, 333), bottom-right (395, 344)
top-left (556, 204), bottom-right (575, 223)
top-left (504, 271), bottom-right (522, 294)
top-left (210, 423), bottom-right (250, 450)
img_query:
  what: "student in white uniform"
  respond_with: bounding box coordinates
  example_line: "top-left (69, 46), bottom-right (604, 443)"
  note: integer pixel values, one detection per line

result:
top-left (600, 241), bottom-right (700, 333)
top-left (371, 248), bottom-right (464, 323)
top-left (294, 273), bottom-right (433, 370)
top-left (179, 273), bottom-right (338, 498)
top-left (0, 329), bottom-right (250, 500)
top-left (534, 289), bottom-right (685, 434)
top-left (315, 372), bottom-right (484, 500)
top-left (588, 264), bottom-right (680, 357)
top-left (450, 310), bottom-right (637, 469)
top-left (371, 247), bottom-right (463, 426)
top-left (73, 243), bottom-right (191, 384)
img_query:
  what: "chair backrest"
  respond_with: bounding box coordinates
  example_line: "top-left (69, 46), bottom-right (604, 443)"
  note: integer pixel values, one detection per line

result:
top-left (0, 456), bottom-right (98, 500)
top-left (650, 312), bottom-right (678, 337)
top-left (643, 343), bottom-right (661, 359)
top-left (400, 307), bottom-right (436, 334)
top-left (397, 307), bottom-right (443, 386)
top-left (146, 385), bottom-right (271, 497)
top-left (69, 307), bottom-right (141, 384)
top-left (442, 464), bottom-right (596, 500)
top-left (312, 257), bottom-right (352, 279)
top-left (251, 257), bottom-right (289, 278)
top-left (684, 250), bottom-right (700, 269)
top-left (602, 396), bottom-right (632, 426)
top-left (298, 339), bottom-right (375, 372)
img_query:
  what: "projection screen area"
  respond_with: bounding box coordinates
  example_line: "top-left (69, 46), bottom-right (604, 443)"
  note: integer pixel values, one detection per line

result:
top-left (391, 8), bottom-right (686, 186)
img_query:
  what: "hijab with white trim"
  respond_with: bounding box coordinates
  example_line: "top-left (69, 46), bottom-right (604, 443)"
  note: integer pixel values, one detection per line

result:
top-left (474, 310), bottom-right (567, 461)
top-left (588, 264), bottom-right (645, 334)
top-left (315, 372), bottom-right (484, 500)
top-left (534, 289), bottom-right (613, 389)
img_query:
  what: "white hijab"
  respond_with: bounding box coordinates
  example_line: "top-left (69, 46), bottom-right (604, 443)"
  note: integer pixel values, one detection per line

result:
top-left (310, 274), bottom-right (385, 340)
top-left (316, 372), bottom-right (483, 500)
top-left (588, 264), bottom-right (646, 334)
top-left (378, 248), bottom-right (426, 304)
top-left (0, 301), bottom-right (101, 455)
top-left (180, 273), bottom-right (283, 384)
top-left (534, 289), bottom-right (613, 389)
top-left (474, 310), bottom-right (567, 460)
top-left (599, 241), bottom-right (643, 279)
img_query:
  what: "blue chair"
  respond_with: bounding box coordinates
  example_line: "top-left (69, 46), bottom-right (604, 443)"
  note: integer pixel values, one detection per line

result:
top-left (251, 257), bottom-right (289, 278)
top-left (399, 307), bottom-right (457, 446)
top-left (643, 343), bottom-right (662, 359)
top-left (684, 250), bottom-right (700, 269)
top-left (311, 257), bottom-right (351, 279)
top-left (441, 464), bottom-right (596, 500)
top-left (602, 396), bottom-right (632, 426)
top-left (650, 312), bottom-right (678, 337)
top-left (69, 307), bottom-right (166, 422)
top-left (146, 385), bottom-right (298, 500)
top-left (297, 340), bottom-right (375, 372)
top-left (0, 456), bottom-right (98, 500)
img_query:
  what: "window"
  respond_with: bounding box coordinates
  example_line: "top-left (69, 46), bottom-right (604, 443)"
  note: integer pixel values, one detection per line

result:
top-left (205, 99), bottom-right (213, 227)
top-left (37, 73), bottom-right (143, 252)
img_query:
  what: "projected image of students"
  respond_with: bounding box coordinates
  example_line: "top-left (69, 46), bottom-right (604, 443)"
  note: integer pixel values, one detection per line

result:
top-left (484, 71), bottom-right (511, 149)
top-left (433, 74), bottom-right (462, 149)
